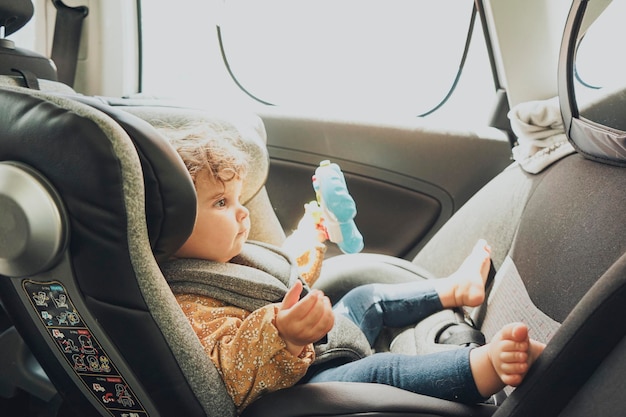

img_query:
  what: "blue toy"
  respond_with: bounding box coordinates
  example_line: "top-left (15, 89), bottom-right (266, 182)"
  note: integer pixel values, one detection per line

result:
top-left (311, 160), bottom-right (364, 254)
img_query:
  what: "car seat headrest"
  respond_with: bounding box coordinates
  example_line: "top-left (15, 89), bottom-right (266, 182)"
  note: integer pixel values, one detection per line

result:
top-left (67, 95), bottom-right (198, 263)
top-left (0, 0), bottom-right (33, 37)
top-left (0, 85), bottom-right (196, 273)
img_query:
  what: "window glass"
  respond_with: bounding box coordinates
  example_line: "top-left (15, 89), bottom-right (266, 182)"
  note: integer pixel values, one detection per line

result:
top-left (141, 0), bottom-right (495, 123)
top-left (5, 18), bottom-right (36, 50)
top-left (140, 0), bottom-right (217, 99)
top-left (573, 0), bottom-right (626, 132)
top-left (574, 1), bottom-right (626, 92)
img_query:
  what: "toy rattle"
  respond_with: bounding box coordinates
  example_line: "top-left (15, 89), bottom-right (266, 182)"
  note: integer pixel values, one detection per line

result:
top-left (309, 160), bottom-right (364, 254)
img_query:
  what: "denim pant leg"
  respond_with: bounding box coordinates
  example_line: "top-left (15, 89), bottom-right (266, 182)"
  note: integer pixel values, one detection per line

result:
top-left (333, 281), bottom-right (443, 345)
top-left (306, 347), bottom-right (485, 404)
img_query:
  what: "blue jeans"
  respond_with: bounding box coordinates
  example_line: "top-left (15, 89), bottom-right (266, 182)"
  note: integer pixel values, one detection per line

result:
top-left (305, 282), bottom-right (484, 404)
top-left (332, 281), bottom-right (444, 345)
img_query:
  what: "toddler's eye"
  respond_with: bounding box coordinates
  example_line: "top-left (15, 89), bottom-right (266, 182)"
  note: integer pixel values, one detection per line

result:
top-left (214, 198), bottom-right (226, 208)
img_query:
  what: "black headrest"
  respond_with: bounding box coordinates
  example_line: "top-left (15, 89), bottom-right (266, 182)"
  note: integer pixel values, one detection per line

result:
top-left (0, 0), bottom-right (33, 36)
top-left (0, 87), bottom-right (196, 302)
top-left (67, 95), bottom-right (198, 263)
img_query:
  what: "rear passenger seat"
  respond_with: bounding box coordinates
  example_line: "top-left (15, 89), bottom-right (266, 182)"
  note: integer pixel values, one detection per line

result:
top-left (242, 92), bottom-right (626, 417)
top-left (410, 3), bottom-right (626, 414)
top-left (248, 3), bottom-right (626, 413)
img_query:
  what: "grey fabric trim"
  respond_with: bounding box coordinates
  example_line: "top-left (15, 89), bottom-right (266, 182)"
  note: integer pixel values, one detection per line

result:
top-left (0, 75), bottom-right (76, 93)
top-left (231, 242), bottom-right (298, 286)
top-left (479, 256), bottom-right (560, 396)
top-left (163, 242), bottom-right (300, 312)
top-left (570, 115), bottom-right (626, 166)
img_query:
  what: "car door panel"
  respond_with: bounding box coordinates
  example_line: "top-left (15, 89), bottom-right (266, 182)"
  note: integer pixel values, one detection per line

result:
top-left (267, 159), bottom-right (442, 258)
top-left (261, 112), bottom-right (512, 259)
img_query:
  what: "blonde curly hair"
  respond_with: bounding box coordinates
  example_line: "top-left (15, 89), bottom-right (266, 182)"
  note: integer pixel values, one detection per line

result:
top-left (158, 122), bottom-right (249, 186)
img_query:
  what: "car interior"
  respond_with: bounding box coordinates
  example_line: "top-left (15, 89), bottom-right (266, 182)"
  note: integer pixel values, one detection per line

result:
top-left (1, 0), bottom-right (625, 416)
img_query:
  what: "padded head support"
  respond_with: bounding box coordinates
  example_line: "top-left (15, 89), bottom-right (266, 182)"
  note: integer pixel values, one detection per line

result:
top-left (0, 89), bottom-right (196, 286)
top-left (65, 95), bottom-right (198, 263)
top-left (0, 0), bottom-right (33, 36)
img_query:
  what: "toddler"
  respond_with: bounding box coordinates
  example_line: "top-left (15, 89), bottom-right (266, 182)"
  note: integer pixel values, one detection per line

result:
top-left (161, 124), bottom-right (545, 413)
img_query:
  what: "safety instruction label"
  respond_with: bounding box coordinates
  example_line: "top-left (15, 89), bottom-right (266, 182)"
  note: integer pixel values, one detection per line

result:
top-left (23, 280), bottom-right (148, 417)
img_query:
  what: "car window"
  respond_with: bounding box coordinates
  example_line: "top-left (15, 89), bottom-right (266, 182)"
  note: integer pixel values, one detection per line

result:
top-left (571, 0), bottom-right (626, 133)
top-left (146, 1), bottom-right (494, 123)
top-left (574, 0), bottom-right (625, 93)
top-left (4, 16), bottom-right (36, 50)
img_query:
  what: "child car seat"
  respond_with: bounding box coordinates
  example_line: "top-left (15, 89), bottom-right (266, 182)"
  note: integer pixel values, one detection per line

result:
top-left (491, 1), bottom-right (626, 415)
top-left (0, 81), bottom-right (238, 416)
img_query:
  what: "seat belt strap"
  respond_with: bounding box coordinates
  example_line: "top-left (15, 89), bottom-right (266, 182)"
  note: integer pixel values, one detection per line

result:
top-left (437, 260), bottom-right (496, 348)
top-left (50, 0), bottom-right (88, 87)
top-left (470, 259), bottom-right (497, 328)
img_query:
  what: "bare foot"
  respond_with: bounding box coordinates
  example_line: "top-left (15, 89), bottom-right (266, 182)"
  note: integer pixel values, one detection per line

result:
top-left (436, 239), bottom-right (492, 308)
top-left (470, 322), bottom-right (546, 397)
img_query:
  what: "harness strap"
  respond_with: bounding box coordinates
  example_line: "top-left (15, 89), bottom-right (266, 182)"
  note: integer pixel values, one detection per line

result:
top-left (162, 241), bottom-right (302, 312)
top-left (161, 241), bottom-right (373, 365)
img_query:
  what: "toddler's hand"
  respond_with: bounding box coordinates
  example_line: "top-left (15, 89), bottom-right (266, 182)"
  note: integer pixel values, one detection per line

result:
top-left (297, 202), bottom-right (328, 243)
top-left (276, 280), bottom-right (334, 356)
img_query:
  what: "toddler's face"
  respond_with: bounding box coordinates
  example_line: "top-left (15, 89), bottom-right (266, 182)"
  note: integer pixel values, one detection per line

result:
top-left (175, 172), bottom-right (250, 262)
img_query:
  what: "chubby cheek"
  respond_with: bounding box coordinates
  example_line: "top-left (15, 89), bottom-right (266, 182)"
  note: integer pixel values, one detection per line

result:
top-left (175, 216), bottom-right (214, 257)
top-left (175, 230), bottom-right (206, 260)
top-left (177, 228), bottom-right (228, 261)
top-left (201, 219), bottom-right (243, 261)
